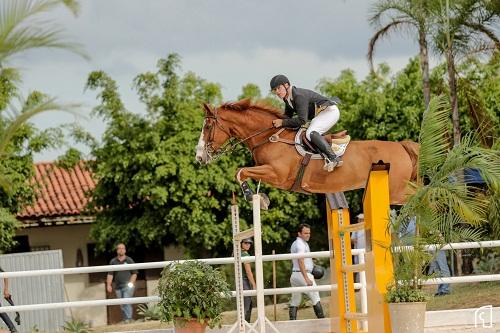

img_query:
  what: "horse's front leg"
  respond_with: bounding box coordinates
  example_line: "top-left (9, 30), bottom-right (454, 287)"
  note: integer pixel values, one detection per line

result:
top-left (236, 165), bottom-right (279, 209)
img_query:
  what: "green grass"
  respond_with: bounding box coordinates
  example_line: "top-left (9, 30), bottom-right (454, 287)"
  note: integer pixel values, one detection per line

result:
top-left (91, 281), bottom-right (500, 332)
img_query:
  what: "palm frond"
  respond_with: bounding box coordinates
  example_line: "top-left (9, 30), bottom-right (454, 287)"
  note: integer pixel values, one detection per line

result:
top-left (0, 95), bottom-right (81, 156)
top-left (418, 95), bottom-right (451, 176)
top-left (0, 0), bottom-right (88, 64)
top-left (367, 19), bottom-right (416, 72)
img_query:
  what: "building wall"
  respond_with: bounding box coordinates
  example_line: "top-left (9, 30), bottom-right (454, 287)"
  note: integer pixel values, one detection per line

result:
top-left (17, 224), bottom-right (93, 268)
top-left (17, 224), bottom-right (108, 325)
top-left (15, 225), bottom-right (185, 326)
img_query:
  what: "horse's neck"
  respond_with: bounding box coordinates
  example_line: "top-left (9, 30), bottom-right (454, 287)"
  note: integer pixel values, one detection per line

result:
top-left (226, 110), bottom-right (272, 140)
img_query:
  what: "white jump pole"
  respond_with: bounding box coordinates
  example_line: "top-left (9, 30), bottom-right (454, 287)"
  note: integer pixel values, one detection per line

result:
top-left (252, 194), bottom-right (266, 333)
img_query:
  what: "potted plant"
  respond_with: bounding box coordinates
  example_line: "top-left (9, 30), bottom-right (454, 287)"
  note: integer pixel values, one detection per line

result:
top-left (385, 96), bottom-right (500, 333)
top-left (157, 260), bottom-right (232, 333)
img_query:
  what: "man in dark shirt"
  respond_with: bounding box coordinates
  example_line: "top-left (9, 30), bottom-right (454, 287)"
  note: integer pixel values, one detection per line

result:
top-left (0, 266), bottom-right (17, 332)
top-left (106, 244), bottom-right (138, 323)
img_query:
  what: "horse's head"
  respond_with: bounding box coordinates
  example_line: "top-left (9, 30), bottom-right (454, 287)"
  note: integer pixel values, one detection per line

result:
top-left (196, 99), bottom-right (283, 164)
top-left (196, 103), bottom-right (232, 164)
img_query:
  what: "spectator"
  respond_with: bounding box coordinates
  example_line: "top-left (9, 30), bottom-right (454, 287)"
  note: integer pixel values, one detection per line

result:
top-left (429, 250), bottom-right (451, 296)
top-left (106, 243), bottom-right (138, 323)
top-left (0, 266), bottom-right (17, 333)
top-left (289, 223), bottom-right (324, 320)
top-left (241, 238), bottom-right (256, 322)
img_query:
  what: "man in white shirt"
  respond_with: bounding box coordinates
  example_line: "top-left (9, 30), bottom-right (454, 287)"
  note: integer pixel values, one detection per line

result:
top-left (289, 223), bottom-right (324, 320)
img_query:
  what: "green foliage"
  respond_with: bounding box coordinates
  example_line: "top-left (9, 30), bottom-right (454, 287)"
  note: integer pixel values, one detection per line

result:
top-left (137, 303), bottom-right (161, 321)
top-left (0, 207), bottom-right (21, 250)
top-left (385, 283), bottom-right (429, 303)
top-left (0, 0), bottom-right (88, 66)
top-left (0, 0), bottom-right (87, 251)
top-left (86, 54), bottom-right (324, 256)
top-left (62, 319), bottom-right (92, 333)
top-left (157, 260), bottom-right (231, 328)
top-left (389, 95), bottom-right (500, 301)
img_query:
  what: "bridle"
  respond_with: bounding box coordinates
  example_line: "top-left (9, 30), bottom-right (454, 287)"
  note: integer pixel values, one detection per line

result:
top-left (203, 108), bottom-right (275, 161)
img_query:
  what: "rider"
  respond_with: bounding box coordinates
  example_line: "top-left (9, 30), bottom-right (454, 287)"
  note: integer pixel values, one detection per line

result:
top-left (270, 74), bottom-right (342, 171)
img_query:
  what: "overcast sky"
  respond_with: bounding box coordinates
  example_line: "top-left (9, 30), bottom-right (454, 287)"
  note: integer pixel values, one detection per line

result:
top-left (12, 0), bottom-right (420, 161)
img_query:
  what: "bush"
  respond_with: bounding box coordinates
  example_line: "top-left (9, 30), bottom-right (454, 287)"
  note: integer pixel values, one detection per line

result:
top-left (157, 260), bottom-right (231, 328)
top-left (385, 283), bottom-right (429, 303)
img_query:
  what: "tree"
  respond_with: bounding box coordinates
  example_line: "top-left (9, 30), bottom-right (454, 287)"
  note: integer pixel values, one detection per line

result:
top-left (86, 54), bottom-right (324, 257)
top-left (431, 0), bottom-right (499, 145)
top-left (368, 0), bottom-right (433, 108)
top-left (0, 0), bottom-right (86, 251)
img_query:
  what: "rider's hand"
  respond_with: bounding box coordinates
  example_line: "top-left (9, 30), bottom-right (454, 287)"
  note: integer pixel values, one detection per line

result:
top-left (305, 277), bottom-right (313, 286)
top-left (272, 119), bottom-right (283, 128)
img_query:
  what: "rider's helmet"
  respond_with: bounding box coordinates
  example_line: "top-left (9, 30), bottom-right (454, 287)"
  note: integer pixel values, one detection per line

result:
top-left (241, 238), bottom-right (253, 244)
top-left (270, 74), bottom-right (290, 90)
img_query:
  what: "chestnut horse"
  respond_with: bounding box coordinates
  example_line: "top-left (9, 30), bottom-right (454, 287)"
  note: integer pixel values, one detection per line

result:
top-left (196, 99), bottom-right (419, 205)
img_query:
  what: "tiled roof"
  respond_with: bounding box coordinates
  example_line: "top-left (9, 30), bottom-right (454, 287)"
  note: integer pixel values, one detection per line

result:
top-left (17, 161), bottom-right (96, 220)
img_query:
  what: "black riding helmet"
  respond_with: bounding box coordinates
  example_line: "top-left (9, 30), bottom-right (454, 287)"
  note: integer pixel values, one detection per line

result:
top-left (270, 74), bottom-right (290, 90)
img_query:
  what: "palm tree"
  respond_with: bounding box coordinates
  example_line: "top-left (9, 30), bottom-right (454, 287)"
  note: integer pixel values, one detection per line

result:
top-left (0, 0), bottom-right (87, 191)
top-left (0, 0), bottom-right (86, 250)
top-left (431, 0), bottom-right (499, 146)
top-left (368, 0), bottom-right (433, 109)
top-left (390, 95), bottom-right (500, 297)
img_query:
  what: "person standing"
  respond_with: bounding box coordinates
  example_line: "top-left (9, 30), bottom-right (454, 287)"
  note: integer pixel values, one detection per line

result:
top-left (0, 266), bottom-right (17, 333)
top-left (241, 238), bottom-right (256, 322)
top-left (429, 250), bottom-right (451, 296)
top-left (106, 243), bottom-right (138, 323)
top-left (289, 224), bottom-right (324, 320)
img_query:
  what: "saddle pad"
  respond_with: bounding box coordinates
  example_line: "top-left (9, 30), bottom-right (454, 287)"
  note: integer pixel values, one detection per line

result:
top-left (294, 129), bottom-right (350, 158)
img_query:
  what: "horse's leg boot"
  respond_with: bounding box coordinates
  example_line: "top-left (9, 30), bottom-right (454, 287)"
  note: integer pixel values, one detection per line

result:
top-left (313, 302), bottom-right (325, 318)
top-left (240, 181), bottom-right (254, 201)
top-left (259, 193), bottom-right (270, 210)
top-left (310, 131), bottom-right (343, 171)
top-left (289, 306), bottom-right (298, 320)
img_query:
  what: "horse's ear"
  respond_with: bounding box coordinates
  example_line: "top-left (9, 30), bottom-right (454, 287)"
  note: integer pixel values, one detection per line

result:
top-left (202, 103), bottom-right (214, 115)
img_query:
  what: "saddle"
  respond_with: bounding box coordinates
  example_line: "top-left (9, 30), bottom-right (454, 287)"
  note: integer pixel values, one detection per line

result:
top-left (295, 129), bottom-right (351, 159)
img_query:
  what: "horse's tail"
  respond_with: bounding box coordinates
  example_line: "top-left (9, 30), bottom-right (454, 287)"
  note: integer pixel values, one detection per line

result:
top-left (400, 140), bottom-right (419, 181)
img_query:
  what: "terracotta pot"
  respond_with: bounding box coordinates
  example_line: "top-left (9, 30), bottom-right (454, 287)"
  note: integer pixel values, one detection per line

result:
top-left (388, 302), bottom-right (427, 333)
top-left (174, 318), bottom-right (208, 333)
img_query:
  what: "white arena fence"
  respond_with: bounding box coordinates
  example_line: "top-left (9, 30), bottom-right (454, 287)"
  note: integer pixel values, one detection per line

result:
top-left (0, 240), bottom-right (499, 314)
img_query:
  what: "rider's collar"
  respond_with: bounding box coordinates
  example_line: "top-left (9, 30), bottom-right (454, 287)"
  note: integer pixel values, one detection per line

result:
top-left (286, 86), bottom-right (294, 105)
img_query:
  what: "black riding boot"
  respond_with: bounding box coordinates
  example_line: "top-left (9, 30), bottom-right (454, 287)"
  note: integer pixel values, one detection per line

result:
top-left (245, 309), bottom-right (252, 323)
top-left (313, 301), bottom-right (325, 319)
top-left (0, 312), bottom-right (17, 332)
top-left (309, 131), bottom-right (342, 172)
top-left (289, 306), bottom-right (298, 320)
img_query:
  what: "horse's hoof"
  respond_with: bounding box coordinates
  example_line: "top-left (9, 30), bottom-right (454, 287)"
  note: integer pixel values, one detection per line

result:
top-left (259, 193), bottom-right (270, 210)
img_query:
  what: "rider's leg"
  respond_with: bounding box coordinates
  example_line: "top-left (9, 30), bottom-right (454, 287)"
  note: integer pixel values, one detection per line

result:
top-left (306, 105), bottom-right (342, 171)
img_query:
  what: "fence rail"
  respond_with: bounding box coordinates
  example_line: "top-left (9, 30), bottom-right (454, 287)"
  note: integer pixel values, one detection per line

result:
top-left (0, 240), bottom-right (498, 314)
top-left (1, 240), bottom-right (499, 279)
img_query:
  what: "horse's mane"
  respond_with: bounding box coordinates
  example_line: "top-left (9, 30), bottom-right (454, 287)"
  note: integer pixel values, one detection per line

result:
top-left (220, 98), bottom-right (285, 118)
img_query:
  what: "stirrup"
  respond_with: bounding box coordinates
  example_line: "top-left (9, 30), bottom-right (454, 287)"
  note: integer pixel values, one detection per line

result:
top-left (323, 158), bottom-right (342, 172)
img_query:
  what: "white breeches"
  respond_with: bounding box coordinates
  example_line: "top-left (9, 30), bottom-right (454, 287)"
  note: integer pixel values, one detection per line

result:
top-left (289, 272), bottom-right (321, 306)
top-left (306, 105), bottom-right (340, 141)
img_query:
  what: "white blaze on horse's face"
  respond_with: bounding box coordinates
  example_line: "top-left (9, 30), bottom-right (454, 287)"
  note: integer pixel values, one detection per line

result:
top-left (195, 123), bottom-right (208, 164)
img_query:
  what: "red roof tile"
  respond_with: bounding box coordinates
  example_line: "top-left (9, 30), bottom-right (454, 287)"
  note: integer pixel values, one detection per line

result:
top-left (17, 161), bottom-right (96, 219)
